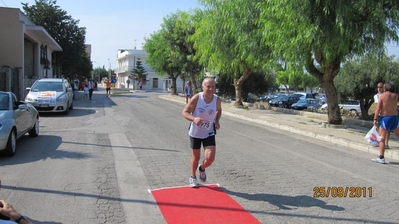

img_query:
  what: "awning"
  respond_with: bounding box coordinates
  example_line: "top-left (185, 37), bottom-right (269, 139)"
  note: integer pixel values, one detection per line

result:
top-left (25, 25), bottom-right (62, 51)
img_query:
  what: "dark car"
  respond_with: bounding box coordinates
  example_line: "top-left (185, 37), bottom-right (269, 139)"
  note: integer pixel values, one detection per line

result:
top-left (281, 95), bottom-right (301, 108)
top-left (269, 95), bottom-right (288, 107)
top-left (291, 98), bottom-right (320, 110)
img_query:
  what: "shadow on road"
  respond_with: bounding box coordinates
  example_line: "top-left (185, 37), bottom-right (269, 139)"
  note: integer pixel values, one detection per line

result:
top-left (0, 135), bottom-right (92, 165)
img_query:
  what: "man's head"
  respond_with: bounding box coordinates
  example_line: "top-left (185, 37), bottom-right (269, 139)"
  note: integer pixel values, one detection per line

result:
top-left (201, 78), bottom-right (216, 95)
top-left (377, 82), bottom-right (384, 93)
top-left (384, 82), bottom-right (395, 92)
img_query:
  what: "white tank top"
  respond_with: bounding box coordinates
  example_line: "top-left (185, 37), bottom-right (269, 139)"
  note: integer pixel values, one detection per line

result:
top-left (188, 93), bottom-right (218, 138)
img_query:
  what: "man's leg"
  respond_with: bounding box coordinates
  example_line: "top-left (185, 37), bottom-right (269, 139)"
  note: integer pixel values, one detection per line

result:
top-left (202, 146), bottom-right (216, 170)
top-left (89, 89), bottom-right (93, 99)
top-left (191, 149), bottom-right (201, 177)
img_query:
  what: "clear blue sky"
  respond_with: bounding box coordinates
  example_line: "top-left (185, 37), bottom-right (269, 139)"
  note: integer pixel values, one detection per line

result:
top-left (3, 0), bottom-right (201, 69)
top-left (2, 0), bottom-right (399, 70)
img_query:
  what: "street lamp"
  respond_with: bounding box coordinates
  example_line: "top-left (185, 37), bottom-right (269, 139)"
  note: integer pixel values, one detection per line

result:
top-left (108, 58), bottom-right (111, 81)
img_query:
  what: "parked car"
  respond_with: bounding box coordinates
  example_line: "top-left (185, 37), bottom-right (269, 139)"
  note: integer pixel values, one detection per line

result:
top-left (0, 91), bottom-right (39, 156)
top-left (291, 98), bottom-right (320, 110)
top-left (259, 93), bottom-right (278, 102)
top-left (321, 100), bottom-right (361, 113)
top-left (269, 95), bottom-right (288, 107)
top-left (280, 94), bottom-right (301, 108)
top-left (291, 92), bottom-right (315, 100)
top-left (25, 78), bottom-right (74, 114)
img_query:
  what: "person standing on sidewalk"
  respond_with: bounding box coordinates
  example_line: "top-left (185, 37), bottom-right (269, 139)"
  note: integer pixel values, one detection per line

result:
top-left (87, 78), bottom-right (94, 100)
top-left (374, 82), bottom-right (390, 148)
top-left (184, 81), bottom-right (193, 104)
top-left (182, 78), bottom-right (222, 187)
top-left (372, 82), bottom-right (399, 164)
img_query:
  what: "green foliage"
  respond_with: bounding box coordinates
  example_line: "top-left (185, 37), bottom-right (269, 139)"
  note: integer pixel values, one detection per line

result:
top-left (22, 0), bottom-right (88, 80)
top-left (92, 66), bottom-right (108, 81)
top-left (130, 58), bottom-right (147, 82)
top-left (257, 0), bottom-right (399, 124)
top-left (335, 54), bottom-right (399, 118)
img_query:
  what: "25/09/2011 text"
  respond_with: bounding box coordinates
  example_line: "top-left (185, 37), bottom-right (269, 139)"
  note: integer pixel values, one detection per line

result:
top-left (313, 187), bottom-right (372, 198)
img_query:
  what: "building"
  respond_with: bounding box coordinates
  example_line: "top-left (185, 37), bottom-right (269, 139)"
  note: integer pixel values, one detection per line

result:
top-left (115, 49), bottom-right (186, 92)
top-left (0, 7), bottom-right (62, 99)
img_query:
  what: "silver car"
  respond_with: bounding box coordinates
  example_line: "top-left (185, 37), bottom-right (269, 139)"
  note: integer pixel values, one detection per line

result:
top-left (0, 91), bottom-right (39, 156)
top-left (25, 78), bottom-right (74, 114)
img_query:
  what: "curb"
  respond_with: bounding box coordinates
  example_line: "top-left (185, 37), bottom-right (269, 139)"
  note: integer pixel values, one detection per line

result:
top-left (159, 95), bottom-right (398, 161)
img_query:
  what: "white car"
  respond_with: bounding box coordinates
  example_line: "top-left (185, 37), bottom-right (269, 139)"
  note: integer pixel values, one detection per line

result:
top-left (0, 91), bottom-right (39, 156)
top-left (321, 100), bottom-right (361, 112)
top-left (25, 78), bottom-right (74, 114)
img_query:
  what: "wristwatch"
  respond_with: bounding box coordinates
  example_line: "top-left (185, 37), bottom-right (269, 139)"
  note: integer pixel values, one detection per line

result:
top-left (15, 215), bottom-right (26, 223)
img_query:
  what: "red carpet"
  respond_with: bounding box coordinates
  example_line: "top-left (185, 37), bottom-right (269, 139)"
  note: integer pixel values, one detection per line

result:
top-left (150, 184), bottom-right (260, 224)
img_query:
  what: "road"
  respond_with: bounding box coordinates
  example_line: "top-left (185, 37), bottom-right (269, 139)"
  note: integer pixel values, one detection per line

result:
top-left (1, 90), bottom-right (398, 224)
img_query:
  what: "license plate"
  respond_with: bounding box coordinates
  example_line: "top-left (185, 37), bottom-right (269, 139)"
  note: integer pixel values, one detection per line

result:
top-left (39, 104), bottom-right (49, 108)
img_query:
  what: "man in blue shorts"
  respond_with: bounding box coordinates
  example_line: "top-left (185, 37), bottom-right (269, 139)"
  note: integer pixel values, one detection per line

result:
top-left (372, 82), bottom-right (399, 164)
top-left (182, 78), bottom-right (222, 187)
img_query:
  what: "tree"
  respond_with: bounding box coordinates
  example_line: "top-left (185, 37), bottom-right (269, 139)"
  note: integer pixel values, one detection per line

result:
top-left (258, 0), bottom-right (399, 124)
top-left (131, 58), bottom-right (147, 84)
top-left (22, 0), bottom-right (89, 80)
top-left (144, 30), bottom-right (181, 94)
top-left (335, 54), bottom-right (399, 119)
top-left (174, 9), bottom-right (204, 94)
top-left (193, 0), bottom-right (272, 106)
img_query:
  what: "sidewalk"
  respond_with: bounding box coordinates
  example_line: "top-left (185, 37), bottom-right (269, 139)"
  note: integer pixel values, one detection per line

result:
top-left (159, 93), bottom-right (399, 162)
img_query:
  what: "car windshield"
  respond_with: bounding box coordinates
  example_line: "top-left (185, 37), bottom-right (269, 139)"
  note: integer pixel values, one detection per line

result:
top-left (0, 93), bottom-right (9, 110)
top-left (31, 81), bottom-right (64, 92)
top-left (297, 99), bottom-right (307, 103)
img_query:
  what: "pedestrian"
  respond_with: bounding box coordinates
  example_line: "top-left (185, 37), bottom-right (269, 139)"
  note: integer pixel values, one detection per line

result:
top-left (184, 81), bottom-right (192, 104)
top-left (73, 78), bottom-right (79, 99)
top-left (87, 78), bottom-right (94, 100)
top-left (182, 78), bottom-right (222, 187)
top-left (126, 79), bottom-right (130, 89)
top-left (71, 80), bottom-right (76, 100)
top-left (372, 82), bottom-right (399, 164)
top-left (105, 79), bottom-right (111, 96)
top-left (83, 85), bottom-right (89, 100)
top-left (139, 80), bottom-right (143, 90)
top-left (374, 82), bottom-right (390, 148)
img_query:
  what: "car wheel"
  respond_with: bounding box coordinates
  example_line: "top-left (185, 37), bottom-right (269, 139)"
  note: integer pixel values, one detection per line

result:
top-left (2, 130), bottom-right (16, 156)
top-left (29, 117), bottom-right (39, 137)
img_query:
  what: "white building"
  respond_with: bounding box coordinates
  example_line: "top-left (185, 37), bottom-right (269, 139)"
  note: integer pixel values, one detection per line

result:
top-left (114, 49), bottom-right (185, 92)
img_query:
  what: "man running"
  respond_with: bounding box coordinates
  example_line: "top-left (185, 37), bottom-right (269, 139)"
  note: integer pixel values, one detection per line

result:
top-left (182, 78), bottom-right (222, 187)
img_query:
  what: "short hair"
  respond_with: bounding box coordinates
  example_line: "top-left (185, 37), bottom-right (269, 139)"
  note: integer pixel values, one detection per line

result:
top-left (384, 82), bottom-right (395, 92)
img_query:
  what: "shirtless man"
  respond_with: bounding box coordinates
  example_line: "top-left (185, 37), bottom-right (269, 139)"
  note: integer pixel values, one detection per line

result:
top-left (372, 82), bottom-right (399, 164)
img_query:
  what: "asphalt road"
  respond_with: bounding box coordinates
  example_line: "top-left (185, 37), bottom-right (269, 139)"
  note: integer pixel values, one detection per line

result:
top-left (1, 90), bottom-right (398, 224)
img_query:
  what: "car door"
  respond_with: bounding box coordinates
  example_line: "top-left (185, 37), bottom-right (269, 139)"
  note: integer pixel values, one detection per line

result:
top-left (11, 94), bottom-right (30, 137)
top-left (64, 80), bottom-right (73, 106)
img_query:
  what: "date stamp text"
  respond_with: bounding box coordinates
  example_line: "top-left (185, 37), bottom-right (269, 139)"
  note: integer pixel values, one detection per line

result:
top-left (313, 186), bottom-right (372, 198)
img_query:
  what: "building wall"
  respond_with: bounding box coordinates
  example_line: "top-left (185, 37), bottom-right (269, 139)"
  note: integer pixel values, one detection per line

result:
top-left (0, 8), bottom-right (24, 68)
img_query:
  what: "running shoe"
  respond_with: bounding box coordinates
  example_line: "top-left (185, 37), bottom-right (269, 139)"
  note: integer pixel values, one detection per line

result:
top-left (189, 176), bottom-right (198, 187)
top-left (371, 157), bottom-right (386, 164)
top-left (385, 144), bottom-right (390, 149)
top-left (198, 164), bottom-right (207, 182)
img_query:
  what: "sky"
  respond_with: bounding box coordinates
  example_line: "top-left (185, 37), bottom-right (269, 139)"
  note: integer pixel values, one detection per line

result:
top-left (3, 0), bottom-right (201, 69)
top-left (3, 0), bottom-right (399, 70)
